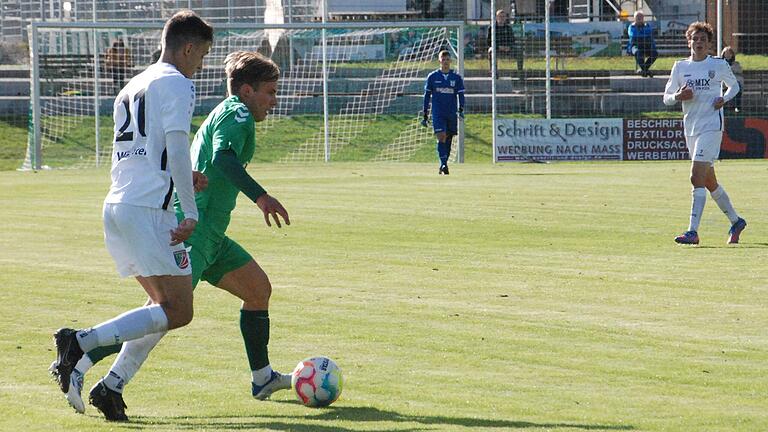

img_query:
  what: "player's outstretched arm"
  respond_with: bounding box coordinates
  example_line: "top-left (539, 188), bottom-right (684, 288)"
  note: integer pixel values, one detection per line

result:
top-left (211, 149), bottom-right (289, 227)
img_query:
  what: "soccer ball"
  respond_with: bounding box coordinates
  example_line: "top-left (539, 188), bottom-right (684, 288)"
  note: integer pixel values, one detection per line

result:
top-left (291, 356), bottom-right (343, 407)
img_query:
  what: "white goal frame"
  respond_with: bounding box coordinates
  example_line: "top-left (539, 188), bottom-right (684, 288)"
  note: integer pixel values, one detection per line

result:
top-left (27, 20), bottom-right (464, 170)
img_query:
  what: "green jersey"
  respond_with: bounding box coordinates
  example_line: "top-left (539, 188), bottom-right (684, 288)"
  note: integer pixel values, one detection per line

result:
top-left (176, 95), bottom-right (255, 238)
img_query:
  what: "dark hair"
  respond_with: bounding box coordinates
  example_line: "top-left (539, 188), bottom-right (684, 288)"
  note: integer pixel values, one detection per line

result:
top-left (438, 50), bottom-right (451, 59)
top-left (686, 21), bottom-right (714, 42)
top-left (162, 10), bottom-right (213, 52)
top-left (224, 51), bottom-right (280, 96)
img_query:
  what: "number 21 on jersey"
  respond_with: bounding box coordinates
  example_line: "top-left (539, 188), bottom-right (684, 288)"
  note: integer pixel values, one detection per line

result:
top-left (113, 90), bottom-right (147, 162)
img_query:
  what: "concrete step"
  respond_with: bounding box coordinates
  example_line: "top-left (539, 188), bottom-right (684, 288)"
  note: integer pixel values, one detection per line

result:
top-left (0, 78), bottom-right (29, 96)
top-left (0, 65), bottom-right (28, 79)
top-left (0, 96), bottom-right (29, 115)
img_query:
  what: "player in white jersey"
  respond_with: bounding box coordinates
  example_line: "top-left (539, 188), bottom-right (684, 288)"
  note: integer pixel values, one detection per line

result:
top-left (49, 10), bottom-right (213, 422)
top-left (663, 21), bottom-right (746, 245)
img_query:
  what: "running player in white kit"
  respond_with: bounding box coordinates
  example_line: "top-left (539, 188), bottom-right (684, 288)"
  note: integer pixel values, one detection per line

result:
top-left (663, 21), bottom-right (746, 245)
top-left (49, 10), bottom-right (213, 421)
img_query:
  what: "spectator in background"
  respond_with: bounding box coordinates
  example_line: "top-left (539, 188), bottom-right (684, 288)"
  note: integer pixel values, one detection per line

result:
top-left (463, 33), bottom-right (476, 59)
top-left (105, 39), bottom-right (133, 91)
top-left (626, 11), bottom-right (657, 77)
top-left (398, 30), bottom-right (420, 57)
top-left (721, 46), bottom-right (744, 113)
top-left (388, 31), bottom-right (405, 59)
top-left (486, 9), bottom-right (520, 77)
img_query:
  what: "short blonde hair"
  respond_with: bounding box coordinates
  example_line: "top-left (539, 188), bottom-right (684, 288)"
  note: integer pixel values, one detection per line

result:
top-left (224, 51), bottom-right (280, 96)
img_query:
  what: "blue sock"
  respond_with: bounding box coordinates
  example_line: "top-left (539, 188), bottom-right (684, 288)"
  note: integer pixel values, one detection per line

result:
top-left (436, 142), bottom-right (449, 166)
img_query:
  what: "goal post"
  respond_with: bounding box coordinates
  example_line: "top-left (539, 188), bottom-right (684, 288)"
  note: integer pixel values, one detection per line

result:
top-left (25, 20), bottom-right (464, 170)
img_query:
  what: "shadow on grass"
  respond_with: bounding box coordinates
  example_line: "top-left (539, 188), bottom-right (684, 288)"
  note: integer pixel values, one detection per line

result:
top-left (127, 405), bottom-right (635, 431)
top-left (474, 172), bottom-right (581, 177)
top-left (679, 242), bottom-right (768, 249)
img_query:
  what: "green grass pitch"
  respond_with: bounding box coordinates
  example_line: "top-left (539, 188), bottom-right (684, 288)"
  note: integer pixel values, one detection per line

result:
top-left (0, 161), bottom-right (767, 431)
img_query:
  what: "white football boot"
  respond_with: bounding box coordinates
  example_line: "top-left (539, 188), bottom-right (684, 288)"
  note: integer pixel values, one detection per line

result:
top-left (49, 360), bottom-right (85, 413)
top-left (252, 371), bottom-right (292, 400)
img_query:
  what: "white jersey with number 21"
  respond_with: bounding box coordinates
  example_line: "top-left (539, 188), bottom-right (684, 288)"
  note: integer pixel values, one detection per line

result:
top-left (104, 62), bottom-right (195, 210)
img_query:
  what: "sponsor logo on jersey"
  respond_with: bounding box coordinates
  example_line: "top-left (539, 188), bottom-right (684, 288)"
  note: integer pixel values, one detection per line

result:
top-left (115, 147), bottom-right (147, 161)
top-left (174, 250), bottom-right (190, 269)
top-left (686, 78), bottom-right (711, 90)
top-left (436, 88), bottom-right (455, 94)
top-left (234, 107), bottom-right (249, 123)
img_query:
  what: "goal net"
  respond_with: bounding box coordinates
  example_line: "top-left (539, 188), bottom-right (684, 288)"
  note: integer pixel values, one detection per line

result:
top-left (25, 20), bottom-right (463, 170)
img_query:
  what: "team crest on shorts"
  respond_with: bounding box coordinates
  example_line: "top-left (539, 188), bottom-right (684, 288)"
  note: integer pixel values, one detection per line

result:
top-left (174, 250), bottom-right (190, 269)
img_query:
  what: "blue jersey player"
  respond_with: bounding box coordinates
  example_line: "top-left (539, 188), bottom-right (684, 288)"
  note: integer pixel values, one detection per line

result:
top-left (422, 50), bottom-right (465, 175)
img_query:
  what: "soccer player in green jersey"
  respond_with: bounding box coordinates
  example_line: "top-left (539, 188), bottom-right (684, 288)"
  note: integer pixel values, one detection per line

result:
top-left (181, 50), bottom-right (292, 400)
top-left (61, 50), bottom-right (292, 418)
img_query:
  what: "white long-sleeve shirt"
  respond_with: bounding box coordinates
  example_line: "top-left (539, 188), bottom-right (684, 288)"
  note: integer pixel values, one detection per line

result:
top-left (104, 62), bottom-right (197, 220)
top-left (663, 55), bottom-right (740, 136)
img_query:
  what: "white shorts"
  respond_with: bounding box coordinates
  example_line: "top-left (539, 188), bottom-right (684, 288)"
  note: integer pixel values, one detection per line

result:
top-left (686, 131), bottom-right (722, 165)
top-left (103, 202), bottom-right (192, 278)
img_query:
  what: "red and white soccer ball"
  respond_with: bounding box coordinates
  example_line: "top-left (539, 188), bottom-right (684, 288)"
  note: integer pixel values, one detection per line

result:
top-left (291, 356), bottom-right (343, 407)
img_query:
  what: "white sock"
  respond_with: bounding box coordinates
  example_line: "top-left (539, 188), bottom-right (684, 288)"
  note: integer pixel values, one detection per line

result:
top-left (688, 187), bottom-right (707, 232)
top-left (77, 304), bottom-right (168, 353)
top-left (710, 185), bottom-right (740, 224)
top-left (103, 331), bottom-right (166, 393)
top-left (252, 365), bottom-right (273, 386)
top-left (74, 353), bottom-right (94, 375)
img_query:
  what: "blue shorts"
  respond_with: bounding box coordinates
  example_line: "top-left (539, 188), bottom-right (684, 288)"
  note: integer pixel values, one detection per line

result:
top-left (432, 113), bottom-right (457, 135)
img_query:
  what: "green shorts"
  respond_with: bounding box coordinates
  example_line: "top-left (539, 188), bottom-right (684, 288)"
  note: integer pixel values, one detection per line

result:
top-left (188, 234), bottom-right (252, 288)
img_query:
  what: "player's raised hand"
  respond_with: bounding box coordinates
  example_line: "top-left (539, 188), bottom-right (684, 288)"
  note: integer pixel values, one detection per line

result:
top-left (170, 218), bottom-right (197, 245)
top-left (256, 193), bottom-right (290, 228)
top-left (192, 170), bottom-right (208, 192)
top-left (676, 85), bottom-right (694, 101)
top-left (712, 96), bottom-right (725, 110)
